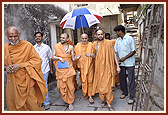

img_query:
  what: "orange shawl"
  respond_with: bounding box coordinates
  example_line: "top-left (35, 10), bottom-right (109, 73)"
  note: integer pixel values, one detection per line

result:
top-left (75, 42), bottom-right (94, 96)
top-left (4, 40), bottom-right (47, 110)
top-left (67, 40), bottom-right (74, 47)
top-left (53, 42), bottom-right (76, 81)
top-left (92, 39), bottom-right (116, 95)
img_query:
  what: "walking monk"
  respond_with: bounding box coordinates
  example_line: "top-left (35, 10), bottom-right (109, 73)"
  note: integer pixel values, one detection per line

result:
top-left (74, 33), bottom-right (95, 104)
top-left (92, 28), bottom-right (121, 111)
top-left (52, 33), bottom-right (80, 110)
top-left (4, 26), bottom-right (47, 111)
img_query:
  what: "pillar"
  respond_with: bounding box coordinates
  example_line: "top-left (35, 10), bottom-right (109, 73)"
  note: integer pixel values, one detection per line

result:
top-left (66, 28), bottom-right (74, 43)
top-left (50, 23), bottom-right (57, 50)
top-left (77, 28), bottom-right (82, 43)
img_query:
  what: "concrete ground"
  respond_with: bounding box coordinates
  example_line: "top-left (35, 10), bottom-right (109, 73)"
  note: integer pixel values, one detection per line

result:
top-left (45, 85), bottom-right (132, 112)
top-left (43, 71), bottom-right (164, 112)
top-left (4, 71), bottom-right (164, 112)
top-left (42, 71), bottom-right (133, 112)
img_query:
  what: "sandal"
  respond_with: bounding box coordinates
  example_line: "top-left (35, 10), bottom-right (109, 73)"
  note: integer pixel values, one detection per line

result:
top-left (101, 101), bottom-right (107, 107)
top-left (89, 98), bottom-right (94, 104)
top-left (44, 105), bottom-right (50, 110)
top-left (69, 104), bottom-right (73, 110)
top-left (84, 95), bottom-right (88, 100)
top-left (108, 106), bottom-right (115, 111)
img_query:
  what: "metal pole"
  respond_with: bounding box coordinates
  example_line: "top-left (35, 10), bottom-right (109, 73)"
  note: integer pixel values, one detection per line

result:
top-left (80, 15), bottom-right (84, 34)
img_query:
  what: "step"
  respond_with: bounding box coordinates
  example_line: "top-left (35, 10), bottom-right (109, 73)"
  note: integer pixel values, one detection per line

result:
top-left (126, 27), bottom-right (138, 30)
top-left (127, 33), bottom-right (138, 36)
top-left (127, 30), bottom-right (137, 33)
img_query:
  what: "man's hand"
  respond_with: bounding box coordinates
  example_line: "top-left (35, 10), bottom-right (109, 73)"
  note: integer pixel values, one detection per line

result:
top-left (73, 54), bottom-right (81, 61)
top-left (117, 66), bottom-right (121, 74)
top-left (11, 64), bottom-right (20, 73)
top-left (118, 61), bottom-right (121, 65)
top-left (90, 53), bottom-right (96, 58)
top-left (5, 65), bottom-right (13, 73)
top-left (50, 69), bottom-right (54, 75)
top-left (59, 57), bottom-right (65, 63)
top-left (5, 64), bottom-right (20, 73)
top-left (76, 54), bottom-right (81, 59)
top-left (86, 53), bottom-right (90, 57)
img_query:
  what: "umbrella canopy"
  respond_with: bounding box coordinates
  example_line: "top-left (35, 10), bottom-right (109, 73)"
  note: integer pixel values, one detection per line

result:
top-left (60, 8), bottom-right (102, 32)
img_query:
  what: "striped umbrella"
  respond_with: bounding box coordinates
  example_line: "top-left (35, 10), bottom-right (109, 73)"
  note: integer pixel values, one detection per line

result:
top-left (60, 8), bottom-right (102, 33)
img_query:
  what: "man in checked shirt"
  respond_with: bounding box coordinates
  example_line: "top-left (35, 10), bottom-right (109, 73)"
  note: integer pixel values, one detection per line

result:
top-left (34, 32), bottom-right (54, 110)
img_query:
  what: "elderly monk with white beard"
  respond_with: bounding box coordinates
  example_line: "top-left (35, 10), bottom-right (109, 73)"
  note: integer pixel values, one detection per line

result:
top-left (4, 26), bottom-right (47, 111)
top-left (74, 33), bottom-right (95, 104)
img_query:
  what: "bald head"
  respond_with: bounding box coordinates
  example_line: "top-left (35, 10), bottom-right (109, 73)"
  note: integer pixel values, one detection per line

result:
top-left (62, 33), bottom-right (69, 39)
top-left (81, 33), bottom-right (88, 44)
top-left (6, 26), bottom-right (20, 45)
top-left (6, 26), bottom-right (20, 36)
top-left (81, 33), bottom-right (88, 38)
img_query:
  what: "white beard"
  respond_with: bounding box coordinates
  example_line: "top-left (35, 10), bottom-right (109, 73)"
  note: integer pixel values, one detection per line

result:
top-left (9, 40), bottom-right (20, 45)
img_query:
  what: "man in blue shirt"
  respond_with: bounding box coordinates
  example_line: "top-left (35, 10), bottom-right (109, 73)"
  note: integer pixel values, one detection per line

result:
top-left (113, 25), bottom-right (136, 104)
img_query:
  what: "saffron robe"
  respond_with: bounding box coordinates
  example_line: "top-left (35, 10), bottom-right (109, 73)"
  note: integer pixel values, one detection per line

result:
top-left (74, 42), bottom-right (94, 97)
top-left (4, 40), bottom-right (47, 111)
top-left (92, 39), bottom-right (116, 104)
top-left (53, 42), bottom-right (76, 104)
top-left (67, 40), bottom-right (74, 47)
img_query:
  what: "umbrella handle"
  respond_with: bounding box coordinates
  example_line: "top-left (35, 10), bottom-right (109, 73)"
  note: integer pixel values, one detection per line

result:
top-left (80, 15), bottom-right (84, 34)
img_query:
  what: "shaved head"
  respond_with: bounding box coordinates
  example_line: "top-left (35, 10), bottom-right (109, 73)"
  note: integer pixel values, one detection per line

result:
top-left (62, 33), bottom-right (69, 39)
top-left (81, 33), bottom-right (88, 44)
top-left (6, 26), bottom-right (20, 45)
top-left (6, 26), bottom-right (20, 36)
top-left (81, 33), bottom-right (88, 38)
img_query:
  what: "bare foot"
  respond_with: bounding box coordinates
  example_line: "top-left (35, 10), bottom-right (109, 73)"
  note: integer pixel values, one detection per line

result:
top-left (69, 104), bottom-right (73, 110)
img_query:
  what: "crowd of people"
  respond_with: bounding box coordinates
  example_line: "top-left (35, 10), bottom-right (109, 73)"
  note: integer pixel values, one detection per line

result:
top-left (4, 25), bottom-right (136, 111)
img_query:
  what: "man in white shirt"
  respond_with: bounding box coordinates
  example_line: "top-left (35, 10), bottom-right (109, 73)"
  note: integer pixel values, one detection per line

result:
top-left (114, 25), bottom-right (136, 104)
top-left (34, 32), bottom-right (53, 110)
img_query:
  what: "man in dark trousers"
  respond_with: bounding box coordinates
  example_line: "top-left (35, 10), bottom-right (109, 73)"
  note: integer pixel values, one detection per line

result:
top-left (114, 25), bottom-right (136, 104)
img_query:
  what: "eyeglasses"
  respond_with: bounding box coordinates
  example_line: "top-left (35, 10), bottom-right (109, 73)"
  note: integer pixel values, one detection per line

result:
top-left (82, 38), bottom-right (87, 39)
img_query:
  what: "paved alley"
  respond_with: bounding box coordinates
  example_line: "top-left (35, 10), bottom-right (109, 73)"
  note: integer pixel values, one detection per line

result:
top-left (43, 71), bottom-right (133, 112)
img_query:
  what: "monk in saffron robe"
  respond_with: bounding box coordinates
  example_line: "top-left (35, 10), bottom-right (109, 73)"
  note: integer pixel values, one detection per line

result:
top-left (74, 33), bottom-right (95, 104)
top-left (92, 28), bottom-right (121, 111)
top-left (4, 26), bottom-right (47, 111)
top-left (52, 33), bottom-right (80, 110)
